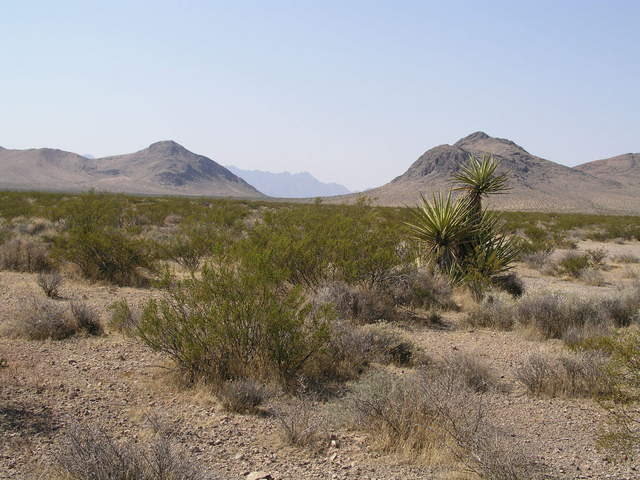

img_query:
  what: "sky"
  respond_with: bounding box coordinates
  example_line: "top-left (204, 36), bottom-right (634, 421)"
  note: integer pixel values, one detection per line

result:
top-left (1, 1), bottom-right (638, 191)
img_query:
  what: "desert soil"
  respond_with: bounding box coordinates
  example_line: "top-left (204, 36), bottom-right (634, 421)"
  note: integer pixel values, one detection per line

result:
top-left (2, 241), bottom-right (640, 479)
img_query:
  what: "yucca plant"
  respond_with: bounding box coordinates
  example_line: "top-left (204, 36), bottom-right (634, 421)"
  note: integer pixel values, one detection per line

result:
top-left (453, 154), bottom-right (510, 221)
top-left (407, 155), bottom-right (520, 300)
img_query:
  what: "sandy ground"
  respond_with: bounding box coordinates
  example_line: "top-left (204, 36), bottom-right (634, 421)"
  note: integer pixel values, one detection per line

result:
top-left (2, 241), bottom-right (640, 479)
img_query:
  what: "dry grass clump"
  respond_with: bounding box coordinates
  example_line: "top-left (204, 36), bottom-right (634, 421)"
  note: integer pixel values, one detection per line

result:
top-left (275, 396), bottom-right (324, 447)
top-left (1, 299), bottom-right (76, 340)
top-left (338, 369), bottom-right (533, 479)
top-left (314, 281), bottom-right (396, 323)
top-left (217, 379), bottom-right (268, 414)
top-left (54, 425), bottom-right (206, 480)
top-left (383, 267), bottom-right (456, 311)
top-left (520, 250), bottom-right (552, 271)
top-left (516, 352), bottom-right (612, 398)
top-left (0, 237), bottom-right (51, 272)
top-left (580, 268), bottom-right (606, 286)
top-left (464, 296), bottom-right (515, 330)
top-left (37, 270), bottom-right (63, 298)
top-left (439, 352), bottom-right (498, 393)
top-left (70, 301), bottom-right (102, 336)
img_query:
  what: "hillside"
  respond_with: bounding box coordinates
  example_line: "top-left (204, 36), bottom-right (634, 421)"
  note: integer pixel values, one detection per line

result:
top-left (227, 166), bottom-right (350, 198)
top-left (335, 132), bottom-right (640, 214)
top-left (0, 141), bottom-right (263, 198)
top-left (574, 153), bottom-right (640, 188)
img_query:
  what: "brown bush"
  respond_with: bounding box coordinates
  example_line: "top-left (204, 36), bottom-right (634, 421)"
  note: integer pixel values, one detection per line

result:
top-left (440, 352), bottom-right (498, 393)
top-left (70, 301), bottom-right (102, 336)
top-left (55, 425), bottom-right (207, 480)
top-left (338, 368), bottom-right (534, 478)
top-left (1, 299), bottom-right (76, 340)
top-left (37, 270), bottom-right (63, 298)
top-left (516, 352), bottom-right (612, 398)
top-left (464, 296), bottom-right (515, 330)
top-left (275, 397), bottom-right (323, 447)
top-left (217, 379), bottom-right (267, 414)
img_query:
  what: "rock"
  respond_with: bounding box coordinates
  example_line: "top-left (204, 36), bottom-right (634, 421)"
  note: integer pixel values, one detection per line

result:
top-left (246, 472), bottom-right (272, 480)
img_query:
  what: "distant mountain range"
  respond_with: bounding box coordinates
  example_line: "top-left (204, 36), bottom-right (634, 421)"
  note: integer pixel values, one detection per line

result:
top-left (0, 134), bottom-right (638, 213)
top-left (226, 166), bottom-right (350, 198)
top-left (330, 132), bottom-right (640, 214)
top-left (0, 141), bottom-right (262, 198)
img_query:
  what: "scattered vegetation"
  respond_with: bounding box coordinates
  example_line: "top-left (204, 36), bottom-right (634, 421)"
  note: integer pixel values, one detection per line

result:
top-left (1, 298), bottom-right (76, 340)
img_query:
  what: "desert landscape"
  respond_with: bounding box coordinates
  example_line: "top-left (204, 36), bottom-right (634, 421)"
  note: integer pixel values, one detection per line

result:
top-left (3, 2), bottom-right (639, 479)
top-left (1, 168), bottom-right (639, 479)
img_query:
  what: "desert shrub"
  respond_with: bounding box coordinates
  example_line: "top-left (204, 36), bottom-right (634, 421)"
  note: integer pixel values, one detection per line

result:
top-left (556, 252), bottom-right (592, 277)
top-left (580, 268), bottom-right (606, 286)
top-left (37, 270), bottom-right (63, 298)
top-left (516, 293), bottom-right (610, 340)
top-left (492, 272), bottom-right (524, 297)
top-left (0, 238), bottom-right (51, 272)
top-left (517, 352), bottom-right (612, 398)
top-left (108, 299), bottom-right (140, 334)
top-left (70, 301), bottom-right (102, 336)
top-left (382, 267), bottom-right (456, 311)
top-left (520, 249), bottom-right (552, 271)
top-left (586, 247), bottom-right (608, 266)
top-left (217, 379), bottom-right (267, 414)
top-left (465, 296), bottom-right (515, 330)
top-left (440, 352), bottom-right (497, 393)
top-left (54, 229), bottom-right (153, 286)
top-left (136, 264), bottom-right (332, 389)
top-left (305, 321), bottom-right (418, 385)
top-left (238, 200), bottom-right (406, 290)
top-left (55, 425), bottom-right (206, 480)
top-left (577, 328), bottom-right (640, 456)
top-left (313, 281), bottom-right (396, 323)
top-left (275, 397), bottom-right (323, 447)
top-left (339, 369), bottom-right (532, 478)
top-left (611, 254), bottom-right (640, 264)
top-left (1, 299), bottom-right (76, 340)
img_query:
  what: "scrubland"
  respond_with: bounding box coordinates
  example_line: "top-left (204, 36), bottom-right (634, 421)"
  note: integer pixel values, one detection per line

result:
top-left (1, 190), bottom-right (640, 479)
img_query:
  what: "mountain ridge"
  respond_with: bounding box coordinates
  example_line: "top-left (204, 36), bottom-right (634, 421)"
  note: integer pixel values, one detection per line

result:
top-left (0, 141), bottom-right (263, 198)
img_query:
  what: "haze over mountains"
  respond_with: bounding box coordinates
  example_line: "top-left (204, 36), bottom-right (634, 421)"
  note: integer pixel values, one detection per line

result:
top-left (226, 166), bottom-right (350, 198)
top-left (0, 133), bottom-right (638, 213)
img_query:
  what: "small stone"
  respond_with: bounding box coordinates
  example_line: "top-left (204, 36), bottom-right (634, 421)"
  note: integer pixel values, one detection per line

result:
top-left (246, 472), bottom-right (273, 480)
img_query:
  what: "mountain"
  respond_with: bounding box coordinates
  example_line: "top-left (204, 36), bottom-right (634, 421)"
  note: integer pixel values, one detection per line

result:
top-left (227, 166), bottom-right (350, 198)
top-left (574, 153), bottom-right (640, 188)
top-left (0, 141), bottom-right (263, 198)
top-left (332, 132), bottom-right (640, 214)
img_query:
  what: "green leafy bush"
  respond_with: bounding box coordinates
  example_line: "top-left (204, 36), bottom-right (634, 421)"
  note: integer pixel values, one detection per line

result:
top-left (136, 264), bottom-right (332, 388)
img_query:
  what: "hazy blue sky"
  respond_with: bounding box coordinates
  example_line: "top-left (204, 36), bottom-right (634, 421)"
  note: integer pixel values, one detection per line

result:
top-left (2, 1), bottom-right (638, 190)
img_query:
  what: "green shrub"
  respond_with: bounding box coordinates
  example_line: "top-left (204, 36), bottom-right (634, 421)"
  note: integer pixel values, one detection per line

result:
top-left (108, 299), bottom-right (139, 334)
top-left (136, 264), bottom-right (332, 388)
top-left (556, 252), bottom-right (592, 277)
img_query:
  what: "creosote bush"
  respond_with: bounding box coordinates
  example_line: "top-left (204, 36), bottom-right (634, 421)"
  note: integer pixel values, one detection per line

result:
top-left (136, 264), bottom-right (332, 390)
top-left (108, 299), bottom-right (140, 334)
